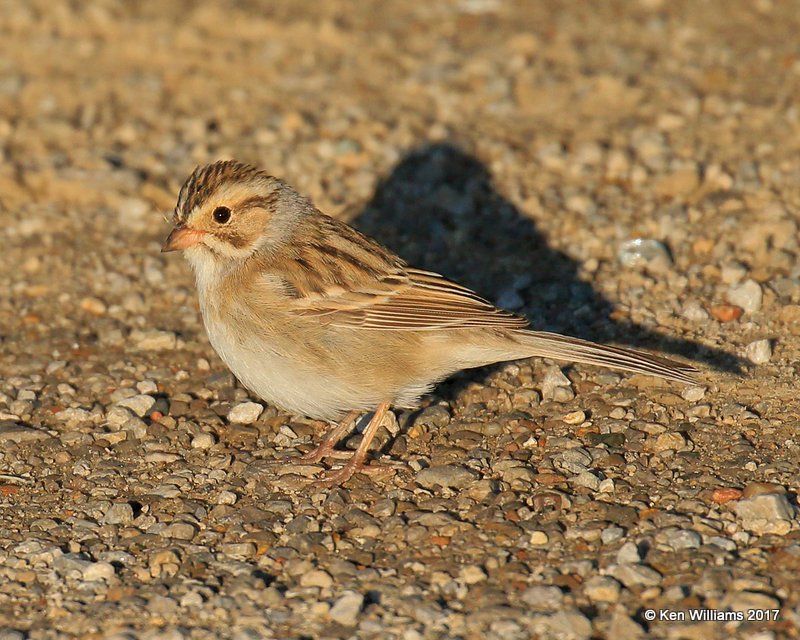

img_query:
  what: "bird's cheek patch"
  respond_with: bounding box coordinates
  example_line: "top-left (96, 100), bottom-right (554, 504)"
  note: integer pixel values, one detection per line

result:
top-left (219, 231), bottom-right (250, 249)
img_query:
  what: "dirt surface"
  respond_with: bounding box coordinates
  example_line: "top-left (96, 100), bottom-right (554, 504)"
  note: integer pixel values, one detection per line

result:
top-left (2, 1), bottom-right (800, 638)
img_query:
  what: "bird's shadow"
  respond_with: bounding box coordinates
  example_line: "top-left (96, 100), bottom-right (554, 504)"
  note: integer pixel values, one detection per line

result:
top-left (349, 143), bottom-right (741, 395)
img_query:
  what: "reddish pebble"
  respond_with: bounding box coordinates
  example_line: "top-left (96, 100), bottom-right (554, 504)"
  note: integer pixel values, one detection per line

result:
top-left (710, 304), bottom-right (743, 322)
top-left (150, 411), bottom-right (164, 421)
top-left (712, 487), bottom-right (743, 504)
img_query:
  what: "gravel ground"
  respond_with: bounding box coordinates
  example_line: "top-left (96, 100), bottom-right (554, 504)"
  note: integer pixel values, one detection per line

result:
top-left (2, 1), bottom-right (800, 638)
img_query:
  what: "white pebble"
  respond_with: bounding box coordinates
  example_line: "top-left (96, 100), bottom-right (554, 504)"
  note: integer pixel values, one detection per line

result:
top-left (720, 261), bottom-right (747, 284)
top-left (55, 407), bottom-right (93, 427)
top-left (105, 406), bottom-right (134, 428)
top-left (583, 576), bottom-right (621, 603)
top-left (726, 279), bottom-right (762, 313)
top-left (562, 410), bottom-right (586, 425)
top-left (300, 569), bottom-right (334, 589)
top-left (616, 541), bottom-right (641, 564)
top-left (136, 380), bottom-right (158, 394)
top-left (459, 565), bottom-right (487, 585)
top-left (681, 385), bottom-right (706, 402)
top-left (216, 490), bottom-right (237, 505)
top-left (744, 339), bottom-right (772, 364)
top-left (618, 238), bottom-right (672, 273)
top-left (529, 531), bottom-right (549, 545)
top-left (735, 494), bottom-right (794, 535)
top-left (227, 402), bottom-right (263, 424)
top-left (598, 478), bottom-right (615, 493)
top-left (46, 360), bottom-right (67, 374)
top-left (329, 591), bottom-right (364, 626)
top-left (135, 330), bottom-right (177, 351)
top-left (541, 366), bottom-right (572, 401)
top-left (82, 561), bottom-right (115, 581)
top-left (191, 432), bottom-right (216, 449)
top-left (682, 300), bottom-right (709, 321)
top-left (116, 394), bottom-right (155, 418)
top-left (180, 591), bottom-right (204, 607)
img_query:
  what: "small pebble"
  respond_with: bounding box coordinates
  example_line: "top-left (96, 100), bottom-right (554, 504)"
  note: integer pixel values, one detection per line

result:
top-left (135, 330), bottom-right (178, 351)
top-left (708, 536), bottom-right (737, 552)
top-left (744, 339), bottom-right (772, 364)
top-left (710, 304), bottom-right (743, 322)
top-left (55, 408), bottom-right (93, 427)
top-left (597, 478), bottom-right (615, 493)
top-left (520, 585), bottom-right (564, 610)
top-left (165, 522), bottom-right (197, 540)
top-left (116, 395), bottom-right (155, 418)
top-left (617, 238), bottom-right (672, 272)
top-left (681, 385), bottom-right (706, 401)
top-left (608, 612), bottom-right (645, 639)
top-left (529, 531), bottom-right (549, 545)
top-left (82, 561), bottom-right (115, 581)
top-left (616, 541), bottom-right (641, 564)
top-left (416, 464), bottom-right (478, 489)
top-left (601, 526), bottom-right (625, 545)
top-left (219, 543), bottom-right (255, 558)
top-left (459, 565), bottom-right (487, 585)
top-left (80, 297), bottom-right (107, 315)
top-left (300, 569), bottom-right (334, 589)
top-left (0, 423), bottom-right (50, 443)
top-left (546, 609), bottom-right (592, 640)
top-left (742, 482), bottom-right (785, 498)
top-left (609, 564), bottom-right (662, 588)
top-left (571, 471), bottom-right (601, 491)
top-left (663, 529), bottom-right (701, 550)
top-left (649, 431), bottom-right (688, 453)
top-left (727, 279), bottom-right (763, 313)
top-left (191, 432), bottom-right (216, 449)
top-left (136, 380), bottom-right (158, 394)
top-left (227, 402), bottom-right (263, 424)
top-left (682, 301), bottom-right (710, 321)
top-left (180, 592), bottom-right (204, 608)
top-left (541, 366), bottom-right (572, 401)
top-left (561, 410), bottom-right (586, 425)
top-left (102, 503), bottom-right (135, 526)
top-left (583, 576), bottom-right (621, 603)
top-left (328, 591), bottom-right (364, 626)
top-left (734, 494), bottom-right (794, 535)
top-left (712, 487), bottom-right (743, 503)
top-left (720, 262), bottom-right (747, 284)
top-left (216, 490), bottom-right (238, 505)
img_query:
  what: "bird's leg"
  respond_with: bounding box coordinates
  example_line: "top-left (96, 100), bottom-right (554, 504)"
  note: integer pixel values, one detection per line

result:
top-left (315, 402), bottom-right (395, 487)
top-left (294, 410), bottom-right (360, 463)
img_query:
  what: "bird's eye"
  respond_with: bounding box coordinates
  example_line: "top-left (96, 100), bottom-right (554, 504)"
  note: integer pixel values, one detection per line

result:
top-left (213, 206), bottom-right (232, 224)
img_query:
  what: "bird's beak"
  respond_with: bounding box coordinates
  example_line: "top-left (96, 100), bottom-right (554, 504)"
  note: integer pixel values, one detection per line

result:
top-left (161, 226), bottom-right (206, 252)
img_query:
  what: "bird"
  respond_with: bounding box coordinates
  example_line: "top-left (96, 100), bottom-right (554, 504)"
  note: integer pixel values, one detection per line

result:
top-left (162, 160), bottom-right (698, 485)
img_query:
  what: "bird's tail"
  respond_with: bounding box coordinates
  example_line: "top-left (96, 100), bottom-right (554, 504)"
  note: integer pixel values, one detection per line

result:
top-left (512, 330), bottom-right (699, 384)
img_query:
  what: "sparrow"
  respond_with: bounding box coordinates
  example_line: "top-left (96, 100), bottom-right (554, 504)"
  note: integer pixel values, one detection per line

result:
top-left (162, 160), bottom-right (698, 485)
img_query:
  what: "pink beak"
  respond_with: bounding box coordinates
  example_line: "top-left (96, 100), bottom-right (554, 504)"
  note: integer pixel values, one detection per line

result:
top-left (161, 226), bottom-right (206, 252)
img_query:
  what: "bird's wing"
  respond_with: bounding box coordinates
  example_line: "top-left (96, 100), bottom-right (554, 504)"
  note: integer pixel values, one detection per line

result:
top-left (291, 266), bottom-right (528, 330)
top-left (265, 216), bottom-right (528, 331)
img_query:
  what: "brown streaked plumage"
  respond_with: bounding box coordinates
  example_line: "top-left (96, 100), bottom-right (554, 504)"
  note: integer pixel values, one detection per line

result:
top-left (162, 160), bottom-right (700, 485)
top-left (173, 160), bottom-right (266, 225)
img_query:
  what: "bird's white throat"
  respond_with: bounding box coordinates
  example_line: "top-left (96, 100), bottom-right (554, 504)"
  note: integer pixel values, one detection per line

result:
top-left (184, 246), bottom-right (228, 295)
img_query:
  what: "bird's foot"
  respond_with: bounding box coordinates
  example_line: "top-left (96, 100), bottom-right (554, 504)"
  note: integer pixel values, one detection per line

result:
top-left (293, 443), bottom-right (352, 464)
top-left (313, 458), bottom-right (407, 487)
